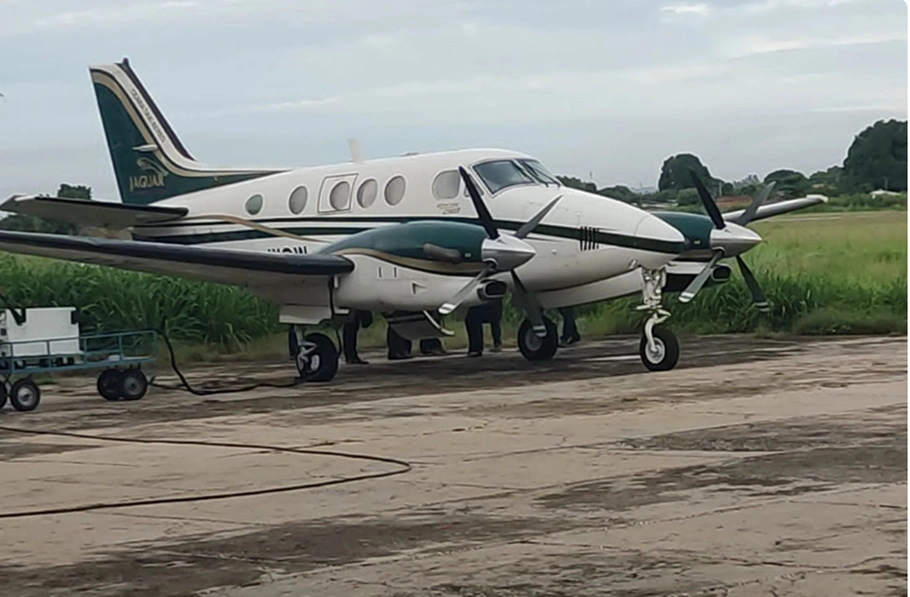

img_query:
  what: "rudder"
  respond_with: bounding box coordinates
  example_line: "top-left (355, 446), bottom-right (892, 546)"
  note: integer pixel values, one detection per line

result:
top-left (89, 58), bottom-right (286, 205)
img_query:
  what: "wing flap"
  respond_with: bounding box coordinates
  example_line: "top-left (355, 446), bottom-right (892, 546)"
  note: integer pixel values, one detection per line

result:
top-left (0, 230), bottom-right (353, 294)
top-left (0, 195), bottom-right (188, 229)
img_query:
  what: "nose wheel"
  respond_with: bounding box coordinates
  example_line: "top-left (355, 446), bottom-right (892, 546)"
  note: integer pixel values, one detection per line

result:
top-left (637, 267), bottom-right (680, 372)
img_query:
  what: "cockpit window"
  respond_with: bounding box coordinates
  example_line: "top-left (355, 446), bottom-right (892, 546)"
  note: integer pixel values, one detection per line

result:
top-left (518, 159), bottom-right (561, 186)
top-left (473, 160), bottom-right (536, 194)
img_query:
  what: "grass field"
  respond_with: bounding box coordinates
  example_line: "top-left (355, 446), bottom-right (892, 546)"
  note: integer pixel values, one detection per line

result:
top-left (0, 210), bottom-right (904, 361)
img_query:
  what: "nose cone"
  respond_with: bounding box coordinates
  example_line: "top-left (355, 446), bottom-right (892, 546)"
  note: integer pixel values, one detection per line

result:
top-left (634, 213), bottom-right (687, 253)
top-left (710, 224), bottom-right (762, 256)
top-left (482, 236), bottom-right (536, 270)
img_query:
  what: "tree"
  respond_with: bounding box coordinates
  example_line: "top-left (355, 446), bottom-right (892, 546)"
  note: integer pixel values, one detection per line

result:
top-left (0, 183), bottom-right (89, 235)
top-left (763, 169), bottom-right (809, 199)
top-left (658, 153), bottom-right (722, 192)
top-left (842, 119), bottom-right (907, 192)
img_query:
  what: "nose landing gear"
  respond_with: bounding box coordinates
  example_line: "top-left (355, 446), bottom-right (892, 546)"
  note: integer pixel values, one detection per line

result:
top-left (637, 267), bottom-right (679, 371)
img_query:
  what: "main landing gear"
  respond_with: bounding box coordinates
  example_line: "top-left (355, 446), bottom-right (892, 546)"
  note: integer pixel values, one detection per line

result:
top-left (636, 267), bottom-right (680, 371)
top-left (292, 328), bottom-right (339, 383)
top-left (517, 317), bottom-right (559, 361)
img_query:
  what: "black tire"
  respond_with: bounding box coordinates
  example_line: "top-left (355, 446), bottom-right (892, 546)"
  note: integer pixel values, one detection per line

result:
top-left (98, 369), bottom-right (124, 401)
top-left (121, 369), bottom-right (148, 401)
top-left (295, 333), bottom-right (339, 382)
top-left (0, 382), bottom-right (7, 409)
top-left (517, 317), bottom-right (559, 362)
top-left (639, 326), bottom-right (680, 372)
top-left (10, 378), bottom-right (40, 412)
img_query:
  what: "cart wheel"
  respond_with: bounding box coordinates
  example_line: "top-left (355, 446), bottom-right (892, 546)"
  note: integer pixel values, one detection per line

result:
top-left (0, 382), bottom-right (7, 410)
top-left (10, 379), bottom-right (40, 412)
top-left (98, 369), bottom-right (123, 401)
top-left (121, 369), bottom-right (148, 401)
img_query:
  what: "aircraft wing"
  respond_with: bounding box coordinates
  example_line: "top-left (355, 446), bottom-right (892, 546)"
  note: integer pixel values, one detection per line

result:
top-left (0, 230), bottom-right (353, 301)
top-left (0, 195), bottom-right (188, 229)
top-left (723, 194), bottom-right (828, 224)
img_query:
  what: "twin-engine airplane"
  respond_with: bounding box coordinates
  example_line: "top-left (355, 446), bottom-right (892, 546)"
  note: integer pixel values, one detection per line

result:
top-left (0, 58), bottom-right (825, 382)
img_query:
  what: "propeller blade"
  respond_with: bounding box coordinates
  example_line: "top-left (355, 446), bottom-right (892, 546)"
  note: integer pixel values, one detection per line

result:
top-left (458, 166), bottom-right (499, 239)
top-left (733, 181), bottom-right (776, 226)
top-left (689, 169), bottom-right (726, 230)
top-left (515, 194), bottom-right (563, 240)
top-left (423, 243), bottom-right (462, 263)
top-left (510, 271), bottom-right (547, 336)
top-left (679, 250), bottom-right (724, 303)
top-left (438, 267), bottom-right (491, 315)
top-left (735, 255), bottom-right (770, 312)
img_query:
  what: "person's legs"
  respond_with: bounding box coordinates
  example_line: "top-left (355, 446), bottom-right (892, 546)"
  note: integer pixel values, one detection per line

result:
top-left (489, 299), bottom-right (503, 350)
top-left (342, 313), bottom-right (367, 364)
top-left (559, 307), bottom-right (580, 344)
top-left (465, 306), bottom-right (484, 356)
top-left (387, 325), bottom-right (413, 360)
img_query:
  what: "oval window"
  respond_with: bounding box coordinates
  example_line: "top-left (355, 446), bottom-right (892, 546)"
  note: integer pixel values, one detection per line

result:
top-left (330, 180), bottom-right (351, 210)
top-left (357, 179), bottom-right (378, 208)
top-left (245, 193), bottom-right (263, 215)
top-left (432, 170), bottom-right (460, 200)
top-left (288, 186), bottom-right (308, 214)
top-left (384, 175), bottom-right (406, 206)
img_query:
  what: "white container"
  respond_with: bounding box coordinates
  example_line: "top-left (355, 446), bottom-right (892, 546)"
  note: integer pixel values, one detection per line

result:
top-left (0, 307), bottom-right (82, 358)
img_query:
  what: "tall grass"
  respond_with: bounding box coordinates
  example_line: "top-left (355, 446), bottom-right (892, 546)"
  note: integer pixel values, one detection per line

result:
top-left (0, 211), bottom-right (903, 354)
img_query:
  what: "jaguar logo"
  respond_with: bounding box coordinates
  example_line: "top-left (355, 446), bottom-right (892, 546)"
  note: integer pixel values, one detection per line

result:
top-left (129, 157), bottom-right (168, 192)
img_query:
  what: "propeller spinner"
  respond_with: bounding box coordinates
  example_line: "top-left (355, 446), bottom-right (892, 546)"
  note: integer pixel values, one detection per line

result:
top-left (437, 167), bottom-right (562, 337)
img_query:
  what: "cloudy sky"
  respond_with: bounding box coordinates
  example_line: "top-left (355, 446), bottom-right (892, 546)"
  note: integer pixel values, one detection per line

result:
top-left (0, 0), bottom-right (906, 199)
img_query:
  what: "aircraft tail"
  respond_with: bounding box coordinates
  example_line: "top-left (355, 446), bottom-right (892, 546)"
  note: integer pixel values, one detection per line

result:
top-left (89, 58), bottom-right (286, 205)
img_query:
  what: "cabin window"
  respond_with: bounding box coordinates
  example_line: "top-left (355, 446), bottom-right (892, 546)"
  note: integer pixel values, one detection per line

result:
top-left (288, 186), bottom-right (308, 214)
top-left (330, 180), bottom-right (352, 210)
top-left (432, 170), bottom-right (461, 200)
top-left (473, 160), bottom-right (535, 195)
top-left (385, 175), bottom-right (406, 206)
top-left (357, 179), bottom-right (378, 208)
top-left (245, 193), bottom-right (263, 215)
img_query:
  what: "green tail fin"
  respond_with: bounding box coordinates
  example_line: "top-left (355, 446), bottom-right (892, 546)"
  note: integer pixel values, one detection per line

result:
top-left (89, 58), bottom-right (286, 205)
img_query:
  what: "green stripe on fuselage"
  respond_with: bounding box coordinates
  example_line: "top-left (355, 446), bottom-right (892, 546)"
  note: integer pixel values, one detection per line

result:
top-left (131, 216), bottom-right (687, 255)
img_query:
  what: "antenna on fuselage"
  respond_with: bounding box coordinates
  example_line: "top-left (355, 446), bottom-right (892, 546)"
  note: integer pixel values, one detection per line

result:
top-left (347, 138), bottom-right (364, 163)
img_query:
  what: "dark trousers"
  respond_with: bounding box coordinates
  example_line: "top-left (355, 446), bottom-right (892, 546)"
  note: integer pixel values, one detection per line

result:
top-left (465, 306), bottom-right (485, 354)
top-left (487, 299), bottom-right (503, 346)
top-left (288, 326), bottom-right (299, 359)
top-left (387, 325), bottom-right (412, 359)
top-left (343, 310), bottom-right (372, 361)
top-left (559, 307), bottom-right (580, 342)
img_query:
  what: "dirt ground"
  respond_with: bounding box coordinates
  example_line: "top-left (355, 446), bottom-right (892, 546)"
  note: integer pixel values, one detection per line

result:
top-left (0, 334), bottom-right (905, 596)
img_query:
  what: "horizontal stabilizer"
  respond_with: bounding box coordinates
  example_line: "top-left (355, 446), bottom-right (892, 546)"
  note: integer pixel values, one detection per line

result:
top-left (0, 195), bottom-right (188, 229)
top-left (723, 194), bottom-right (828, 223)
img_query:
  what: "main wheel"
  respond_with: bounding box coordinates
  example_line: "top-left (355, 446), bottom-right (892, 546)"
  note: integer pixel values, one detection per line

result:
top-left (517, 317), bottom-right (559, 362)
top-left (639, 326), bottom-right (679, 372)
top-left (98, 369), bottom-right (123, 401)
top-left (10, 378), bottom-right (40, 412)
top-left (121, 369), bottom-right (149, 401)
top-left (295, 332), bottom-right (339, 382)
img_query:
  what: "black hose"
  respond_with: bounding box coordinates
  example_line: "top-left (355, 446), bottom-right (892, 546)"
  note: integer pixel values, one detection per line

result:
top-left (148, 324), bottom-right (308, 395)
top-left (0, 426), bottom-right (412, 519)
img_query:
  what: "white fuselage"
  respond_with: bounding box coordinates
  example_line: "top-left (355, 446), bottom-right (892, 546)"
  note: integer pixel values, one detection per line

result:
top-left (131, 148), bottom-right (686, 313)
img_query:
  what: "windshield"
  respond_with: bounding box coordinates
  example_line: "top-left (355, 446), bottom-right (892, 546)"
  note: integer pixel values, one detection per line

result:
top-left (473, 160), bottom-right (536, 194)
top-left (518, 159), bottom-right (560, 186)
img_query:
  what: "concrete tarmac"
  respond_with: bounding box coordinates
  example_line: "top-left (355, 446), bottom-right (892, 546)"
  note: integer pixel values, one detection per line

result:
top-left (0, 334), bottom-right (905, 596)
